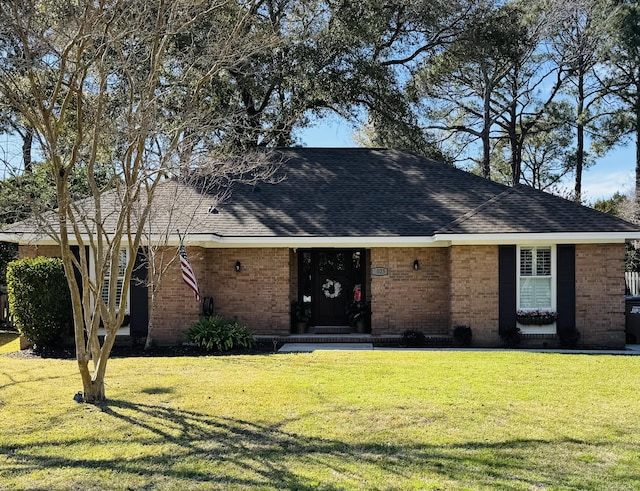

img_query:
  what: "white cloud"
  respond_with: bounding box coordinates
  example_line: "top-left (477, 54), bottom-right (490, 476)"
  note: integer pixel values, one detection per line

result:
top-left (581, 169), bottom-right (635, 202)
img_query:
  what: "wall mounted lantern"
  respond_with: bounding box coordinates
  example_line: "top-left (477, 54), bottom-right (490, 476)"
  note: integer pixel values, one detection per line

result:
top-left (413, 259), bottom-right (420, 271)
top-left (235, 260), bottom-right (242, 272)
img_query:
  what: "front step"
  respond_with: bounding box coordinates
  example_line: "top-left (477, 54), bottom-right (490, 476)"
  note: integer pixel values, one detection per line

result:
top-left (311, 326), bottom-right (352, 334)
top-left (255, 334), bottom-right (454, 347)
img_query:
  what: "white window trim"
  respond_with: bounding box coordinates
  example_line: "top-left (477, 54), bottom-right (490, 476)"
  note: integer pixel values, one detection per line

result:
top-left (516, 245), bottom-right (556, 334)
top-left (89, 248), bottom-right (131, 316)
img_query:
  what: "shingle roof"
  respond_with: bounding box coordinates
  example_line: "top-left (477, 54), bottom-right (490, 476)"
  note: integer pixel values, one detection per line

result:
top-left (3, 147), bottom-right (639, 240)
top-left (204, 148), bottom-right (639, 237)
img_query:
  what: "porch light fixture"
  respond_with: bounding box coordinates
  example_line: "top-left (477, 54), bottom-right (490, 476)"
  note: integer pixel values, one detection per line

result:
top-left (413, 259), bottom-right (420, 271)
top-left (235, 260), bottom-right (242, 272)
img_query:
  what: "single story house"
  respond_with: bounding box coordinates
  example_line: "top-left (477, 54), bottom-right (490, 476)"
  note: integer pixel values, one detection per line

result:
top-left (2, 148), bottom-right (640, 348)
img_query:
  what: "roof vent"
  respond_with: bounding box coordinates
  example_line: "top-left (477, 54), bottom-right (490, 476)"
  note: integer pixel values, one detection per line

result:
top-left (208, 205), bottom-right (219, 214)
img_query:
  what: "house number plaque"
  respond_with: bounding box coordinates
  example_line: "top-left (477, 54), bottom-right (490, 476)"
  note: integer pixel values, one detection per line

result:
top-left (371, 267), bottom-right (388, 276)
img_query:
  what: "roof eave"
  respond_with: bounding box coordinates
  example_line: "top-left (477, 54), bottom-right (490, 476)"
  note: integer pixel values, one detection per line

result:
top-left (437, 232), bottom-right (638, 245)
top-left (2, 231), bottom-right (637, 249)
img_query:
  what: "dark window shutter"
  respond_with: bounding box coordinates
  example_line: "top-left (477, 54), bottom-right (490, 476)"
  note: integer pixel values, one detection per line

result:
top-left (130, 248), bottom-right (149, 337)
top-left (556, 245), bottom-right (576, 332)
top-left (499, 245), bottom-right (517, 334)
top-left (70, 245), bottom-right (89, 297)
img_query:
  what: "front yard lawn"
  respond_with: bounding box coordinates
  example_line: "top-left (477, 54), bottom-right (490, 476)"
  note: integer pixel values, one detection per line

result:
top-left (1, 350), bottom-right (639, 490)
top-left (0, 331), bottom-right (19, 354)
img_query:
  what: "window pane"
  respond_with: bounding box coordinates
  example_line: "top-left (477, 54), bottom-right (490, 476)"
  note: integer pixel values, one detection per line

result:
top-left (520, 248), bottom-right (533, 276)
top-left (102, 278), bottom-right (110, 304)
top-left (118, 250), bottom-right (127, 275)
top-left (101, 249), bottom-right (127, 310)
top-left (536, 248), bottom-right (551, 276)
top-left (520, 277), bottom-right (552, 309)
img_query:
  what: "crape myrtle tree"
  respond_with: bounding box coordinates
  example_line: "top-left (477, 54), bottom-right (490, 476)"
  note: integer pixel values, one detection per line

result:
top-left (0, 0), bottom-right (278, 402)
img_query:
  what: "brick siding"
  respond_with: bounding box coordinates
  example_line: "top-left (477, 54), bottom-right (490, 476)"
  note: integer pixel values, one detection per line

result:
top-left (18, 245), bottom-right (61, 259)
top-left (17, 242), bottom-right (628, 348)
top-left (576, 243), bottom-right (626, 348)
top-left (203, 248), bottom-right (291, 335)
top-left (370, 247), bottom-right (449, 334)
top-left (449, 245), bottom-right (500, 346)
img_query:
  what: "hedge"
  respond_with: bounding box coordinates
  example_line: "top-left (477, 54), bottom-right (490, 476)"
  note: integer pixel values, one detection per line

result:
top-left (6, 257), bottom-right (73, 349)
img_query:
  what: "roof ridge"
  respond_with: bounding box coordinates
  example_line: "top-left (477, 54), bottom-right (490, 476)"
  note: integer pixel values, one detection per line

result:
top-left (436, 186), bottom-right (518, 234)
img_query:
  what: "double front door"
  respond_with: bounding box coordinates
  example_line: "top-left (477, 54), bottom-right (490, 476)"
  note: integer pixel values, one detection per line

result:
top-left (299, 249), bottom-right (366, 326)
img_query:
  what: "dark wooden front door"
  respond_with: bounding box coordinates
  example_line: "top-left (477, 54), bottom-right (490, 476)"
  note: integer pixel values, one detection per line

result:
top-left (314, 251), bottom-right (350, 325)
top-left (299, 249), bottom-right (365, 326)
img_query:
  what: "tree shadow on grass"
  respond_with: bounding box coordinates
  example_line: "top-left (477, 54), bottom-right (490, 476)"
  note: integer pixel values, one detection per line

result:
top-left (1, 399), bottom-right (639, 490)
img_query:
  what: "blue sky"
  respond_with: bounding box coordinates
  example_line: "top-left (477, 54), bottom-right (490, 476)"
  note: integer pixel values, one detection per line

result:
top-left (295, 116), bottom-right (636, 204)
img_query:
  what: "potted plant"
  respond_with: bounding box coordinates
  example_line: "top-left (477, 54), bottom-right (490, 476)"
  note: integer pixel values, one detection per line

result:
top-left (291, 300), bottom-right (311, 334)
top-left (347, 301), bottom-right (371, 333)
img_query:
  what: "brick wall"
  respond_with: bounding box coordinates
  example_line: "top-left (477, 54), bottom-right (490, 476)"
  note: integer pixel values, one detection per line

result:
top-left (18, 245), bottom-right (61, 258)
top-left (18, 242), bottom-right (628, 348)
top-left (449, 245), bottom-right (500, 346)
top-left (151, 247), bottom-right (292, 344)
top-left (204, 248), bottom-right (291, 336)
top-left (576, 243), bottom-right (626, 348)
top-left (149, 246), bottom-right (205, 345)
top-left (370, 247), bottom-right (449, 334)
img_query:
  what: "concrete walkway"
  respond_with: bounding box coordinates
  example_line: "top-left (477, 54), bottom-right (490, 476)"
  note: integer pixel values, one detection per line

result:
top-left (279, 343), bottom-right (640, 354)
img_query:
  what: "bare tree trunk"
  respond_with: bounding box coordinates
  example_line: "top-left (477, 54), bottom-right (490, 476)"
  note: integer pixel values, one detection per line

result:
top-left (78, 361), bottom-right (106, 402)
top-left (482, 83), bottom-right (492, 179)
top-left (635, 100), bottom-right (640, 223)
top-left (508, 99), bottom-right (520, 186)
top-left (22, 125), bottom-right (33, 173)
top-left (145, 289), bottom-right (157, 350)
top-left (574, 69), bottom-right (585, 203)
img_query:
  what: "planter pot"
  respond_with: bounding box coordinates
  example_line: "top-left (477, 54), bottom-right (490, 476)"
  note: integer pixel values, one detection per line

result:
top-left (354, 319), bottom-right (370, 334)
top-left (293, 321), bottom-right (308, 334)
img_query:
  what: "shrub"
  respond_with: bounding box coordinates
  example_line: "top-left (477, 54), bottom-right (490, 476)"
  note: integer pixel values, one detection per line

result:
top-left (500, 326), bottom-right (521, 348)
top-left (402, 329), bottom-right (426, 347)
top-left (187, 315), bottom-right (254, 352)
top-left (558, 327), bottom-right (581, 348)
top-left (7, 257), bottom-right (73, 349)
top-left (453, 325), bottom-right (472, 346)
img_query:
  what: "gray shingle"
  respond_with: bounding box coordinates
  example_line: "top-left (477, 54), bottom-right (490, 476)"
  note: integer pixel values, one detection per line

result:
top-left (3, 148), bottom-right (638, 238)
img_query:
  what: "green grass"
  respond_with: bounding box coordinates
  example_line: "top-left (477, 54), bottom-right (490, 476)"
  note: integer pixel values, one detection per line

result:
top-left (0, 331), bottom-right (19, 354)
top-left (1, 351), bottom-right (640, 490)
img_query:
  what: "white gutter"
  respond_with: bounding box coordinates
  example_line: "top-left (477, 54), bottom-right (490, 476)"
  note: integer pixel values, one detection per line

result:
top-left (3, 231), bottom-right (637, 249)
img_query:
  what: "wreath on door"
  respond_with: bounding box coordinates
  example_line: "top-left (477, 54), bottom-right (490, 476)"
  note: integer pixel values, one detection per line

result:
top-left (322, 279), bottom-right (342, 299)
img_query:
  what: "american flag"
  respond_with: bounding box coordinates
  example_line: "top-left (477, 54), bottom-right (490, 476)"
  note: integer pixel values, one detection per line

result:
top-left (179, 244), bottom-right (200, 302)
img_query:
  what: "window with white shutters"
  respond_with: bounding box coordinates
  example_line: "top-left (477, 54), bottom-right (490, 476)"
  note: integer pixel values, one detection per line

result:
top-left (91, 248), bottom-right (130, 315)
top-left (518, 246), bottom-right (554, 310)
top-left (102, 249), bottom-right (128, 310)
